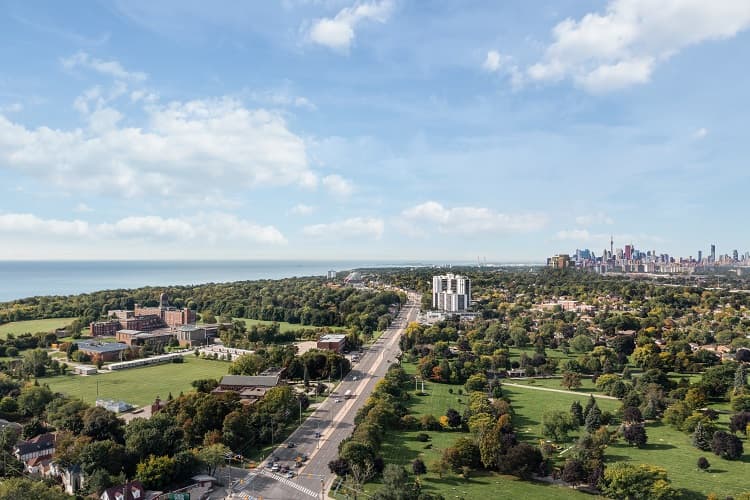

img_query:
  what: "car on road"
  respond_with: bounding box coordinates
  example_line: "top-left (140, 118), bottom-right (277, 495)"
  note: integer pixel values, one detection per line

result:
top-left (314, 431), bottom-right (322, 438)
top-left (353, 376), bottom-right (358, 381)
top-left (287, 442), bottom-right (295, 448)
top-left (271, 464), bottom-right (280, 472)
top-left (335, 398), bottom-right (342, 403)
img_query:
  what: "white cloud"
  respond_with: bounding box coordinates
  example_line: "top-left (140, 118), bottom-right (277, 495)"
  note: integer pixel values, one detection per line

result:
top-left (61, 51), bottom-right (148, 82)
top-left (308, 0), bottom-right (393, 52)
top-left (0, 102), bottom-right (23, 113)
top-left (290, 203), bottom-right (315, 215)
top-left (528, 0), bottom-right (750, 93)
top-left (482, 50), bottom-right (504, 72)
top-left (0, 97), bottom-right (316, 198)
top-left (322, 174), bottom-right (354, 197)
top-left (243, 88), bottom-right (317, 111)
top-left (400, 201), bottom-right (547, 235)
top-left (74, 203), bottom-right (93, 213)
top-left (303, 217), bottom-right (384, 239)
top-left (575, 212), bottom-right (614, 226)
top-left (0, 212), bottom-right (286, 245)
top-left (693, 127), bottom-right (709, 139)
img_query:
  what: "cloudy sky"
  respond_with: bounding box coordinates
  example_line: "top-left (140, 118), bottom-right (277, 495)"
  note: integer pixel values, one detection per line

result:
top-left (1, 0), bottom-right (749, 261)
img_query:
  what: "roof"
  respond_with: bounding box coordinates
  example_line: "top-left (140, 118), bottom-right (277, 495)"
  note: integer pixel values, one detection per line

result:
top-left (15, 432), bottom-right (56, 457)
top-left (319, 334), bottom-right (347, 343)
top-left (219, 375), bottom-right (280, 388)
top-left (77, 341), bottom-right (128, 353)
top-left (117, 329), bottom-right (144, 335)
top-left (102, 480), bottom-right (145, 500)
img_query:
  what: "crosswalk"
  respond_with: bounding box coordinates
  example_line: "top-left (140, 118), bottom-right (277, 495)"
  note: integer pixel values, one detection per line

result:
top-left (259, 469), bottom-right (319, 498)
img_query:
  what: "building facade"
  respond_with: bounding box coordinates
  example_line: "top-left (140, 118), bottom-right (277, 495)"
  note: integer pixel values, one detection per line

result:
top-left (317, 333), bottom-right (347, 352)
top-left (432, 273), bottom-right (471, 312)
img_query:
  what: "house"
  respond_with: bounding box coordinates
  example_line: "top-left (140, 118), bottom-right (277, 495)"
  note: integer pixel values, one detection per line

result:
top-left (101, 480), bottom-right (145, 500)
top-left (14, 432), bottom-right (56, 463)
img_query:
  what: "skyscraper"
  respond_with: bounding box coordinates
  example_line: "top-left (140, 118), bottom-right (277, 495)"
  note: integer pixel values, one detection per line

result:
top-left (698, 250), bottom-right (702, 263)
top-left (710, 244), bottom-right (716, 263)
top-left (432, 273), bottom-right (471, 312)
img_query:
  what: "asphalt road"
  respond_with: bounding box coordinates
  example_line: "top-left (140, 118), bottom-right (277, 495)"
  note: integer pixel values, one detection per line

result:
top-left (230, 293), bottom-right (420, 500)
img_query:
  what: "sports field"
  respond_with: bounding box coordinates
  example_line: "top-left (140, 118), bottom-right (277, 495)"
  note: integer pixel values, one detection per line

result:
top-left (233, 318), bottom-right (347, 333)
top-left (39, 356), bottom-right (230, 407)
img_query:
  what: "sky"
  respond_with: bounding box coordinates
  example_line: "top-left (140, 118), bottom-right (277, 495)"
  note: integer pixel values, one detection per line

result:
top-left (1, 0), bottom-right (749, 262)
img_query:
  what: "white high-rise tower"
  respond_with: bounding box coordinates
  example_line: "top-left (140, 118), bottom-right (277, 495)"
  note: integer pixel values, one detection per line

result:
top-left (432, 273), bottom-right (471, 312)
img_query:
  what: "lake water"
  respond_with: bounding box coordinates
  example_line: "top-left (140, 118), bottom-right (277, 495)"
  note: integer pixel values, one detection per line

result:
top-left (0, 260), bottom-right (445, 302)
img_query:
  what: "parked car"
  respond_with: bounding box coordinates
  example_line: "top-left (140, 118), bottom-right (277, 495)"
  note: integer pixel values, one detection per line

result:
top-left (271, 464), bottom-right (280, 472)
top-left (287, 442), bottom-right (296, 448)
top-left (286, 471), bottom-right (295, 478)
top-left (335, 398), bottom-right (342, 403)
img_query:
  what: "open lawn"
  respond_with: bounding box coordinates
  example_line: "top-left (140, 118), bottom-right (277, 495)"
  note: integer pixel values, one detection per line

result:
top-left (360, 363), bottom-right (601, 499)
top-left (0, 317), bottom-right (76, 338)
top-left (232, 318), bottom-right (347, 333)
top-left (39, 356), bottom-right (230, 407)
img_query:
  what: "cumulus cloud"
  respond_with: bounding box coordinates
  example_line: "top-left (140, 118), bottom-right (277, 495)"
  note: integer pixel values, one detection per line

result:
top-left (0, 97), bottom-right (316, 198)
top-left (290, 203), bottom-right (315, 215)
top-left (303, 217), bottom-right (384, 239)
top-left (575, 212), bottom-right (614, 226)
top-left (308, 0), bottom-right (393, 52)
top-left (482, 50), bottom-right (504, 72)
top-left (400, 201), bottom-right (547, 235)
top-left (0, 212), bottom-right (286, 245)
top-left (322, 174), bottom-right (354, 197)
top-left (61, 51), bottom-right (148, 82)
top-left (527, 0), bottom-right (750, 93)
top-left (74, 203), bottom-right (93, 213)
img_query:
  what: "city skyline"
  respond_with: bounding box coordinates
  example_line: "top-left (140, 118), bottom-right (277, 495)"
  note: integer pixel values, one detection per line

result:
top-left (2, 2), bottom-right (750, 260)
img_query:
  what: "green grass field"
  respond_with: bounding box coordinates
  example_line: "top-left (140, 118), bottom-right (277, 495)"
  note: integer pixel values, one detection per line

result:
top-left (39, 356), bottom-right (230, 406)
top-left (0, 317), bottom-right (76, 338)
top-left (360, 363), bottom-right (600, 499)
top-left (232, 318), bottom-right (347, 333)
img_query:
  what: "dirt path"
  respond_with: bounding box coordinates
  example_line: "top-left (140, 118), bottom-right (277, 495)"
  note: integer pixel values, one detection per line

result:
top-left (502, 382), bottom-right (619, 400)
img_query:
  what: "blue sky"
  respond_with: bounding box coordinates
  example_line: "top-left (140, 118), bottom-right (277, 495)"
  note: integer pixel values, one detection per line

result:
top-left (1, 0), bottom-right (749, 261)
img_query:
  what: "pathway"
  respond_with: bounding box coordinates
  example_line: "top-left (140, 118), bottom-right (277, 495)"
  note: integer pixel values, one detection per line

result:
top-left (502, 382), bottom-right (619, 400)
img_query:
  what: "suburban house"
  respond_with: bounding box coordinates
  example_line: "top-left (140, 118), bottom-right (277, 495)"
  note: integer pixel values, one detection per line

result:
top-left (101, 480), bottom-right (146, 500)
top-left (14, 432), bottom-right (56, 463)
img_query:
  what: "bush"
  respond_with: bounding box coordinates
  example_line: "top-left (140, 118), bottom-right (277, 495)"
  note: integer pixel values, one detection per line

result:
top-left (711, 431), bottom-right (744, 460)
top-left (697, 456), bottom-right (710, 471)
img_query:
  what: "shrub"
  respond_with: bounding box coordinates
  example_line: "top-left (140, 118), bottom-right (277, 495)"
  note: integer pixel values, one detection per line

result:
top-left (697, 456), bottom-right (710, 471)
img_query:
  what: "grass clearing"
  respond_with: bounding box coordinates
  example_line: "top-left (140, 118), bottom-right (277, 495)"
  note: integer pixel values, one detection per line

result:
top-left (232, 318), bottom-right (347, 333)
top-left (0, 317), bottom-right (76, 338)
top-left (39, 356), bottom-right (230, 407)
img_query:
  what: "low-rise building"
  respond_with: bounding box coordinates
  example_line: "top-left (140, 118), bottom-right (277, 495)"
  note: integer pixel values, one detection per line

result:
top-left (101, 480), bottom-right (146, 500)
top-left (14, 432), bottom-right (56, 463)
top-left (89, 320), bottom-right (120, 336)
top-left (116, 329), bottom-right (175, 347)
top-left (213, 369), bottom-right (284, 404)
top-left (96, 399), bottom-right (133, 413)
top-left (76, 341), bottom-right (129, 362)
top-left (74, 365), bottom-right (98, 376)
top-left (176, 324), bottom-right (218, 347)
top-left (317, 333), bottom-right (347, 352)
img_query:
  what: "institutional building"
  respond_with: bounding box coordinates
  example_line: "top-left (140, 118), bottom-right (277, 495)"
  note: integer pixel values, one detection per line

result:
top-left (317, 333), bottom-right (347, 352)
top-left (432, 273), bottom-right (471, 312)
top-left (90, 292), bottom-right (197, 335)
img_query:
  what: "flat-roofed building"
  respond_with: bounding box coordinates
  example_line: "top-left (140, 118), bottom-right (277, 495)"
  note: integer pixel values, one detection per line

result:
top-left (176, 324), bottom-right (218, 347)
top-left (432, 273), bottom-right (471, 312)
top-left (116, 329), bottom-right (175, 347)
top-left (317, 333), bottom-right (347, 352)
top-left (77, 341), bottom-right (129, 362)
top-left (89, 320), bottom-right (120, 336)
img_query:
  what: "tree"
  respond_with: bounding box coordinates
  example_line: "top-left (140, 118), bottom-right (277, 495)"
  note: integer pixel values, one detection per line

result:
top-left (412, 458), bottom-right (426, 476)
top-left (600, 463), bottom-right (677, 500)
top-left (445, 408), bottom-right (462, 429)
top-left (197, 443), bottom-right (231, 476)
top-left (328, 458), bottom-right (351, 476)
top-left (17, 384), bottom-right (53, 417)
top-left (622, 406), bottom-right (643, 425)
top-left (561, 458), bottom-right (586, 485)
top-left (303, 363), bottom-right (310, 388)
top-left (697, 456), bottom-right (710, 471)
top-left (711, 431), bottom-right (744, 460)
top-left (374, 464), bottom-right (415, 500)
top-left (0, 478), bottom-right (70, 500)
top-left (561, 371), bottom-right (581, 390)
top-left (729, 411), bottom-right (750, 434)
top-left (570, 335), bottom-right (594, 354)
top-left (136, 454), bottom-right (175, 490)
top-left (584, 405), bottom-right (602, 433)
top-left (81, 406), bottom-right (124, 443)
top-left (229, 353), bottom-right (268, 376)
top-left (734, 364), bottom-right (747, 395)
top-left (570, 400), bottom-right (584, 426)
top-left (692, 422), bottom-right (712, 451)
top-left (46, 398), bottom-right (88, 434)
top-left (464, 373), bottom-right (487, 392)
top-left (500, 443), bottom-right (543, 480)
top-left (541, 410), bottom-right (577, 442)
top-left (622, 424), bottom-right (647, 447)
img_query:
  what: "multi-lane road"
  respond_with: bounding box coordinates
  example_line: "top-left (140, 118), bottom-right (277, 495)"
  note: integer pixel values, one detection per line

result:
top-left (229, 293), bottom-right (419, 500)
